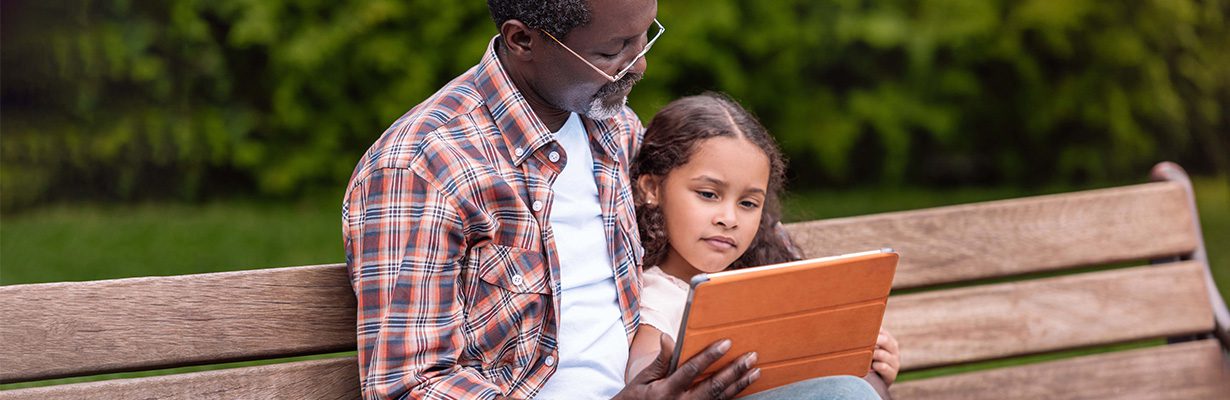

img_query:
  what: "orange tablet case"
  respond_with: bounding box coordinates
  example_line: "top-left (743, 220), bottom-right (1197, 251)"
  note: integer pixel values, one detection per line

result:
top-left (669, 249), bottom-right (899, 396)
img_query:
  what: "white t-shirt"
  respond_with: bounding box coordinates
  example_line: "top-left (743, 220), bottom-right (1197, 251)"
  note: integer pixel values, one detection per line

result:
top-left (638, 266), bottom-right (690, 341)
top-left (534, 113), bottom-right (629, 399)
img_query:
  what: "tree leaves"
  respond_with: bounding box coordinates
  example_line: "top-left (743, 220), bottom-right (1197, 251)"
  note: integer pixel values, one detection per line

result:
top-left (2, 0), bottom-right (1226, 210)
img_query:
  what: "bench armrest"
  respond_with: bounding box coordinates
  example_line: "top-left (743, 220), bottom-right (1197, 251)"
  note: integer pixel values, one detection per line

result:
top-left (1151, 162), bottom-right (1230, 349)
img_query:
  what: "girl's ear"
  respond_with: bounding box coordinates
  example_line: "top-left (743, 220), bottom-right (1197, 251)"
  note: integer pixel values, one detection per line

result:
top-left (636, 175), bottom-right (662, 205)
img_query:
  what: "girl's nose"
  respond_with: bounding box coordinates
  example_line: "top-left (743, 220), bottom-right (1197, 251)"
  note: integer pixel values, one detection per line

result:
top-left (713, 205), bottom-right (738, 229)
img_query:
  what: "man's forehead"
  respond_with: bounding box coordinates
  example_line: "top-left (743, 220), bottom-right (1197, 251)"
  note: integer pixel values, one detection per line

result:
top-left (575, 0), bottom-right (657, 40)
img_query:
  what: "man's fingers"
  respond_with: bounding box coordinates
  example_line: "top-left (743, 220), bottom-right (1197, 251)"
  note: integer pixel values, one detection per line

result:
top-left (703, 354), bottom-right (757, 396)
top-left (668, 339), bottom-right (732, 388)
top-left (718, 368), bottom-right (760, 400)
top-left (630, 333), bottom-right (677, 385)
top-left (692, 352), bottom-right (758, 400)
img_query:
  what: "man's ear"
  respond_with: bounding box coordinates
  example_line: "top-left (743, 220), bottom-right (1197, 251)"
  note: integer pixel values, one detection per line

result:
top-left (499, 20), bottom-right (536, 61)
top-left (636, 175), bottom-right (661, 205)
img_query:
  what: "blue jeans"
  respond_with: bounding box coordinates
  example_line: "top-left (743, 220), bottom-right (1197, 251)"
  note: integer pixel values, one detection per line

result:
top-left (739, 375), bottom-right (880, 400)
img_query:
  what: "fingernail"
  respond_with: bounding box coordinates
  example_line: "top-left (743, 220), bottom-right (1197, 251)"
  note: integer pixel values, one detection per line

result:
top-left (718, 339), bottom-right (732, 352)
top-left (746, 352), bottom-right (758, 366)
top-left (750, 368), bottom-right (761, 380)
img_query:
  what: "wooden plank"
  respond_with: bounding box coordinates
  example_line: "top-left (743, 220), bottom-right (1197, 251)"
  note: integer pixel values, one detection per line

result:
top-left (0, 264), bottom-right (356, 383)
top-left (0, 357), bottom-right (359, 400)
top-left (785, 182), bottom-right (1199, 289)
top-left (891, 339), bottom-right (1230, 400)
top-left (885, 261), bottom-right (1214, 371)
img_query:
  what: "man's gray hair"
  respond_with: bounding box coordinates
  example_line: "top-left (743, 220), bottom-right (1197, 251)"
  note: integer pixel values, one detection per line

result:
top-left (488, 0), bottom-right (592, 39)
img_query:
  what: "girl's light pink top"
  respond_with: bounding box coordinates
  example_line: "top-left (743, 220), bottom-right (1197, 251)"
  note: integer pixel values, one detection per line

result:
top-left (639, 266), bottom-right (691, 341)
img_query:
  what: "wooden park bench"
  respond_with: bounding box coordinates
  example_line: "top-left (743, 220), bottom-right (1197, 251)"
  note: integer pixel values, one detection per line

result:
top-left (3, 161), bottom-right (1227, 399)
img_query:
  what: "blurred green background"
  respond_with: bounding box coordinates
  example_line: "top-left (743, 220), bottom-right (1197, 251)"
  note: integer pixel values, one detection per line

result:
top-left (2, 2), bottom-right (1228, 300)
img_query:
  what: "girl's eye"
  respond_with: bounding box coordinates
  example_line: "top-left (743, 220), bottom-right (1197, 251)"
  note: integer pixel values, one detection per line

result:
top-left (740, 200), bottom-right (761, 209)
top-left (697, 191), bottom-right (718, 200)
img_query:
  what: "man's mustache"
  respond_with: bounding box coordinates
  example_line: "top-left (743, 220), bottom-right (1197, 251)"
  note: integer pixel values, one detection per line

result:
top-left (595, 72), bottom-right (644, 98)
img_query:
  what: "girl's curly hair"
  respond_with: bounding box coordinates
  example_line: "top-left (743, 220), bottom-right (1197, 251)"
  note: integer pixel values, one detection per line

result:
top-left (631, 92), bottom-right (802, 270)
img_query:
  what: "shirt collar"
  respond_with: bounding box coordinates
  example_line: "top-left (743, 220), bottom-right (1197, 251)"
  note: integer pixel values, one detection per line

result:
top-left (475, 36), bottom-right (623, 165)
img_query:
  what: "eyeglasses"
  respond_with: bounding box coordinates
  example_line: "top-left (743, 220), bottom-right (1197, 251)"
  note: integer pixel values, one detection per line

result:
top-left (541, 18), bottom-right (665, 82)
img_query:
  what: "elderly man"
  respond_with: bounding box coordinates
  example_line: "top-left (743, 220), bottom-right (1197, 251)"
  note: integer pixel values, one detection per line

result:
top-left (343, 1), bottom-right (890, 399)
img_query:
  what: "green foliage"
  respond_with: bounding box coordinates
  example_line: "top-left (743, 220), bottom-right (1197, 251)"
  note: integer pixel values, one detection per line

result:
top-left (637, 0), bottom-right (1230, 185)
top-left (2, 0), bottom-right (1228, 209)
top-left (2, 0), bottom-right (494, 208)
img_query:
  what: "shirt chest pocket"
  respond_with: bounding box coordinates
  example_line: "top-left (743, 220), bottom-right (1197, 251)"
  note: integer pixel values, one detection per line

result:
top-left (463, 244), bottom-right (552, 374)
top-left (476, 244), bottom-right (552, 295)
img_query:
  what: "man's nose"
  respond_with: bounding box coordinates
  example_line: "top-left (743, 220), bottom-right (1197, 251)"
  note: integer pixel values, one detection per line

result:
top-left (628, 52), bottom-right (648, 77)
top-left (629, 53), bottom-right (649, 75)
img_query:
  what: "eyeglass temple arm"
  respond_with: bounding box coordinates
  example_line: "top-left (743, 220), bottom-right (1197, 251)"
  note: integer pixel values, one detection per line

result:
top-left (541, 30), bottom-right (618, 83)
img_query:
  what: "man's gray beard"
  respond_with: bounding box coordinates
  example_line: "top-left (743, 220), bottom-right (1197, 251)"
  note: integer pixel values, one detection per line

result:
top-left (583, 95), bottom-right (627, 120)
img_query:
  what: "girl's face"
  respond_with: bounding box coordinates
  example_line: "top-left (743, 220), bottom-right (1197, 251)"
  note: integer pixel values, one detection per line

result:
top-left (646, 136), bottom-right (771, 281)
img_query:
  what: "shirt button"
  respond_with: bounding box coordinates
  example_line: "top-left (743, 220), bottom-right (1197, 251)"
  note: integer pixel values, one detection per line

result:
top-left (514, 147), bottom-right (525, 157)
top-left (511, 274), bottom-right (524, 287)
top-left (532, 200), bottom-right (544, 212)
top-left (544, 355), bottom-right (556, 367)
top-left (548, 151), bottom-right (560, 162)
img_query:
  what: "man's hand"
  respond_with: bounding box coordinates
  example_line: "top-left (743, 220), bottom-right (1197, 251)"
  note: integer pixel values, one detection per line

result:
top-left (614, 333), bottom-right (760, 400)
top-left (872, 327), bottom-right (900, 385)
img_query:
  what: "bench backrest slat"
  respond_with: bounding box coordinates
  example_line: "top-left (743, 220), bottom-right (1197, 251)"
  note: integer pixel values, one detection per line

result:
top-left (891, 339), bottom-right (1230, 400)
top-left (887, 261), bottom-right (1213, 371)
top-left (785, 181), bottom-right (1199, 289)
top-left (0, 264), bottom-right (355, 383)
top-left (0, 357), bottom-right (358, 400)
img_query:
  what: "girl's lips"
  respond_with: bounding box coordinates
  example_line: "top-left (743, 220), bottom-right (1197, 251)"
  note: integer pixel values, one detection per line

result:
top-left (702, 237), bottom-right (736, 251)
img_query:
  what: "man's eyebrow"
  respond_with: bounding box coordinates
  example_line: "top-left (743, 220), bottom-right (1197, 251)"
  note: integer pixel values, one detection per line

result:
top-left (604, 33), bottom-right (638, 47)
top-left (610, 20), bottom-right (654, 45)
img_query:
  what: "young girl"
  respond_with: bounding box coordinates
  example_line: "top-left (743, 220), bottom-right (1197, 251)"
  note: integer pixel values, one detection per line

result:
top-left (625, 93), bottom-right (900, 399)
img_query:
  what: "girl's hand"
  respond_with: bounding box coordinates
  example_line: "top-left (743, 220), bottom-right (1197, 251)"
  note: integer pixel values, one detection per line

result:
top-left (872, 327), bottom-right (901, 385)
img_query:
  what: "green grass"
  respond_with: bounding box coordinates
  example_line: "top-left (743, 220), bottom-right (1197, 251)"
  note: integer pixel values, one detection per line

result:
top-left (1, 177), bottom-right (1226, 389)
top-left (1, 197), bottom-right (345, 285)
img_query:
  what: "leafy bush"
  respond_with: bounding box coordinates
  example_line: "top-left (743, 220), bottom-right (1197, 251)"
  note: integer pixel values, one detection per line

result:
top-left (3, 0), bottom-right (1227, 209)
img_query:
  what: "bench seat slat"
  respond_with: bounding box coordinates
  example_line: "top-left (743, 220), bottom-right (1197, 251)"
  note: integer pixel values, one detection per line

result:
top-left (0, 357), bottom-right (359, 400)
top-left (0, 264), bottom-right (356, 383)
top-left (785, 182), bottom-right (1199, 289)
top-left (887, 261), bottom-right (1213, 371)
top-left (891, 339), bottom-right (1230, 400)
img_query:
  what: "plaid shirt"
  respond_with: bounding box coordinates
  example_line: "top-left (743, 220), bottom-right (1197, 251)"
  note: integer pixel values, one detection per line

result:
top-left (343, 37), bottom-right (645, 399)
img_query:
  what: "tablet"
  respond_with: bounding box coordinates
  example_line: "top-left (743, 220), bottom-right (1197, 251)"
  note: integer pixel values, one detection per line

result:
top-left (668, 249), bottom-right (898, 396)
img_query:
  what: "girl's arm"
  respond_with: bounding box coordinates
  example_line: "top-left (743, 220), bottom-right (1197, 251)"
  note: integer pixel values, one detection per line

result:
top-left (625, 324), bottom-right (668, 382)
top-left (862, 372), bottom-right (893, 399)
